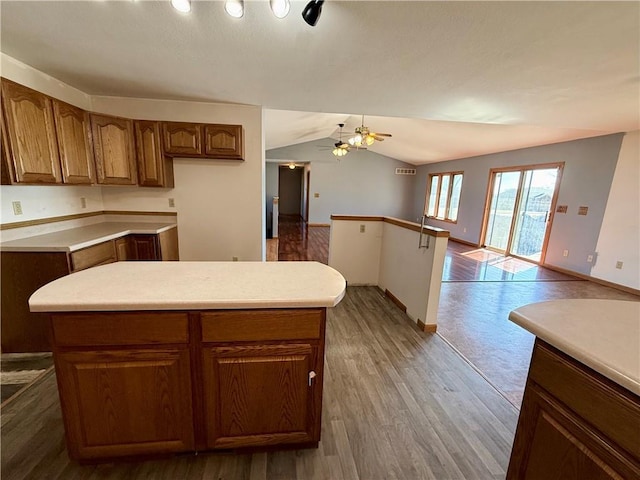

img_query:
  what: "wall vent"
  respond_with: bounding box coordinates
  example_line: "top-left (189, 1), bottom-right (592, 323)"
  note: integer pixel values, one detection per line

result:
top-left (395, 168), bottom-right (416, 175)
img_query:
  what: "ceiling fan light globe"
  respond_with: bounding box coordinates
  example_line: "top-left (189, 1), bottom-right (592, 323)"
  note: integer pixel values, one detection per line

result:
top-left (365, 135), bottom-right (375, 146)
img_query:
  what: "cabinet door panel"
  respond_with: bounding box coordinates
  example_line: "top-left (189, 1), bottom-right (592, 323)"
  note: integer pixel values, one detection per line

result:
top-left (203, 344), bottom-right (316, 449)
top-left (56, 348), bottom-right (194, 460)
top-left (1, 79), bottom-right (62, 183)
top-left (53, 100), bottom-right (94, 184)
top-left (135, 120), bottom-right (173, 187)
top-left (91, 114), bottom-right (137, 185)
top-left (162, 122), bottom-right (202, 155)
top-left (130, 234), bottom-right (159, 260)
top-left (204, 124), bottom-right (243, 159)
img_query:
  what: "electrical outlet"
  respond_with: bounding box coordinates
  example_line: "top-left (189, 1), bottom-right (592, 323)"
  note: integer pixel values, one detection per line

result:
top-left (360, 224), bottom-right (366, 233)
top-left (232, 256), bottom-right (239, 262)
top-left (80, 197), bottom-right (87, 209)
top-left (314, 193), bottom-right (320, 198)
top-left (463, 227), bottom-right (467, 233)
top-left (168, 198), bottom-right (175, 208)
top-left (616, 261), bottom-right (623, 269)
top-left (563, 249), bottom-right (569, 257)
top-left (587, 255), bottom-right (593, 263)
top-left (12, 201), bottom-right (23, 215)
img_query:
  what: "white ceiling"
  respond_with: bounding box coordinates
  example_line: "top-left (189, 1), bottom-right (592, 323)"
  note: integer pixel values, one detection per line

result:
top-left (1, 1), bottom-right (638, 165)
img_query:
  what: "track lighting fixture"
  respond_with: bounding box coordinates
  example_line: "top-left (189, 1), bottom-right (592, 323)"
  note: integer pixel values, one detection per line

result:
top-left (270, 0), bottom-right (291, 19)
top-left (302, 0), bottom-right (324, 27)
top-left (224, 0), bottom-right (244, 18)
top-left (170, 0), bottom-right (191, 13)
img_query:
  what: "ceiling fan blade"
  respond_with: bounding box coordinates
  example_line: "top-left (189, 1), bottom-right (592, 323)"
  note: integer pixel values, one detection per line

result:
top-left (373, 133), bottom-right (392, 138)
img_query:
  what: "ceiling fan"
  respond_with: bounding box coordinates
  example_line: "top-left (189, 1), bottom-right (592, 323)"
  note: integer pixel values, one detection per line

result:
top-left (331, 123), bottom-right (367, 158)
top-left (348, 115), bottom-right (392, 147)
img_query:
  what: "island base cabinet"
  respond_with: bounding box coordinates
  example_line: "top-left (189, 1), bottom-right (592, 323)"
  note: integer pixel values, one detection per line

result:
top-left (203, 344), bottom-right (319, 449)
top-left (507, 341), bottom-right (640, 480)
top-left (54, 348), bottom-right (195, 460)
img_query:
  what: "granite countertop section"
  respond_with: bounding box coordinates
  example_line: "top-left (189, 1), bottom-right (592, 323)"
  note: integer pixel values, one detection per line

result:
top-left (510, 299), bottom-right (640, 395)
top-left (0, 222), bottom-right (177, 253)
top-left (29, 261), bottom-right (347, 312)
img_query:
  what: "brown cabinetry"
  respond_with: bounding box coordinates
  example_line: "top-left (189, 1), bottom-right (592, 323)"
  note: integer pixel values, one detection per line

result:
top-left (204, 124), bottom-right (243, 160)
top-left (162, 122), bottom-right (202, 156)
top-left (1, 227), bottom-right (179, 352)
top-left (52, 100), bottom-right (95, 184)
top-left (47, 307), bottom-right (326, 460)
top-left (163, 121), bottom-right (243, 160)
top-left (135, 120), bottom-right (174, 187)
top-left (91, 114), bottom-right (137, 185)
top-left (1, 79), bottom-right (62, 183)
top-left (507, 340), bottom-right (640, 480)
top-left (52, 312), bottom-right (194, 460)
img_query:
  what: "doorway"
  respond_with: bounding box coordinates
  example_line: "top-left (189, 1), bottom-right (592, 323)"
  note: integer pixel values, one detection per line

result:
top-left (481, 163), bottom-right (563, 264)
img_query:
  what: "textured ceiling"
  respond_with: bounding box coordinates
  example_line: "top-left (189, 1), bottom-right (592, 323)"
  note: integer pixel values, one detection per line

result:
top-left (1, 1), bottom-right (638, 164)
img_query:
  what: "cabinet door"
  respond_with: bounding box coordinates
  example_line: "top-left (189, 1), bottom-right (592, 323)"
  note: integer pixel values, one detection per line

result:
top-left (130, 234), bottom-right (159, 260)
top-left (158, 227), bottom-right (179, 261)
top-left (55, 348), bottom-right (194, 460)
top-left (52, 100), bottom-right (94, 184)
top-left (91, 114), bottom-right (137, 185)
top-left (135, 120), bottom-right (174, 187)
top-left (204, 124), bottom-right (243, 160)
top-left (202, 344), bottom-right (318, 449)
top-left (1, 79), bottom-right (62, 183)
top-left (162, 122), bottom-right (202, 156)
top-left (115, 237), bottom-right (132, 261)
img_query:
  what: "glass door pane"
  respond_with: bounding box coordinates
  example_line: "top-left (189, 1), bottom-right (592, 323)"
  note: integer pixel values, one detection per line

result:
top-left (510, 168), bottom-right (558, 261)
top-left (484, 171), bottom-right (521, 252)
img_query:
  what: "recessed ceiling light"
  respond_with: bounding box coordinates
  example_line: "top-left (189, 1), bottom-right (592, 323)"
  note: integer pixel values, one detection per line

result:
top-left (270, 0), bottom-right (290, 19)
top-left (171, 0), bottom-right (191, 14)
top-left (225, 0), bottom-right (244, 19)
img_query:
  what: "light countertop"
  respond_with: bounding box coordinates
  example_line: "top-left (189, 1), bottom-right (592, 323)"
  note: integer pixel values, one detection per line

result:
top-left (1, 222), bottom-right (177, 253)
top-left (510, 299), bottom-right (640, 395)
top-left (29, 261), bottom-right (347, 312)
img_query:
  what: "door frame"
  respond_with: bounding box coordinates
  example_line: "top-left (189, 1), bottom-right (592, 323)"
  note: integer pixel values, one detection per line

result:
top-left (479, 162), bottom-right (564, 265)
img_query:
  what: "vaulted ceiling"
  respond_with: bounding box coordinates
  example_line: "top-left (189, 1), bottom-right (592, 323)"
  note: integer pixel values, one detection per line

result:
top-left (2, 1), bottom-right (638, 164)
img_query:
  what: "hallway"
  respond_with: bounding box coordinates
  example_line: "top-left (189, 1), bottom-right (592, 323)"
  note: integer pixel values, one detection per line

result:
top-left (275, 217), bottom-right (639, 406)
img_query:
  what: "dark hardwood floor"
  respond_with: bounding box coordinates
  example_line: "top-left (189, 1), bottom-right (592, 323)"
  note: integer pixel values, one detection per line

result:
top-left (1, 287), bottom-right (518, 479)
top-left (277, 215), bottom-right (329, 263)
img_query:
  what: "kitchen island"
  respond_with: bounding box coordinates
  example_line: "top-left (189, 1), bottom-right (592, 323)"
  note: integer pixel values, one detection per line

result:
top-left (507, 299), bottom-right (640, 480)
top-left (29, 261), bottom-right (346, 461)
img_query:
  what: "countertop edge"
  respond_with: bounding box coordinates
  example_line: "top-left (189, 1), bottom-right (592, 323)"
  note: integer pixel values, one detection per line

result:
top-left (509, 310), bottom-right (640, 397)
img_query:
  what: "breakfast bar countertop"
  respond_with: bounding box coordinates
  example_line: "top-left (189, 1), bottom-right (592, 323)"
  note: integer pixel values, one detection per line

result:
top-left (509, 299), bottom-right (640, 396)
top-left (29, 261), bottom-right (347, 312)
top-left (0, 222), bottom-right (177, 253)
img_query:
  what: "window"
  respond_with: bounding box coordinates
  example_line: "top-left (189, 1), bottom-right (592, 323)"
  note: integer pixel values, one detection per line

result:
top-left (424, 171), bottom-right (463, 222)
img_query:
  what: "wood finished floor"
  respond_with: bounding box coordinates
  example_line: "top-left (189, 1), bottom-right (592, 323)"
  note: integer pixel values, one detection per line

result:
top-left (277, 216), bottom-right (329, 264)
top-left (1, 287), bottom-right (518, 479)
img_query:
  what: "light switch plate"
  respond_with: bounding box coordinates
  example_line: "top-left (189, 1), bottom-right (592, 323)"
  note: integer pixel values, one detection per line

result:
top-left (12, 201), bottom-right (23, 215)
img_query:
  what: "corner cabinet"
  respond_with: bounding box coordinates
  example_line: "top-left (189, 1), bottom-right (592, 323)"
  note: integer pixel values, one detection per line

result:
top-left (1, 78), bottom-right (62, 183)
top-left (135, 120), bottom-right (174, 188)
top-left (163, 121), bottom-right (244, 160)
top-left (91, 114), bottom-right (137, 185)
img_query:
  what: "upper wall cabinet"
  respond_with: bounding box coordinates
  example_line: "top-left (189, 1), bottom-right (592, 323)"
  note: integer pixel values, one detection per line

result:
top-left (91, 114), bottom-right (137, 185)
top-left (205, 124), bottom-right (243, 160)
top-left (163, 122), bottom-right (202, 156)
top-left (162, 122), bottom-right (244, 160)
top-left (1, 79), bottom-right (62, 184)
top-left (52, 100), bottom-right (95, 184)
top-left (135, 120), bottom-right (174, 188)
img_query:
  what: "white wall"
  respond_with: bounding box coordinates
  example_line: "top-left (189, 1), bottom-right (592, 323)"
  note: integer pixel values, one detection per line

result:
top-left (329, 217), bottom-right (448, 328)
top-left (591, 130), bottom-right (640, 289)
top-left (93, 96), bottom-right (264, 262)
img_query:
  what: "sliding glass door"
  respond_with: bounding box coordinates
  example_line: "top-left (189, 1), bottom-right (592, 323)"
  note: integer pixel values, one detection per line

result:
top-left (482, 164), bottom-right (562, 264)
